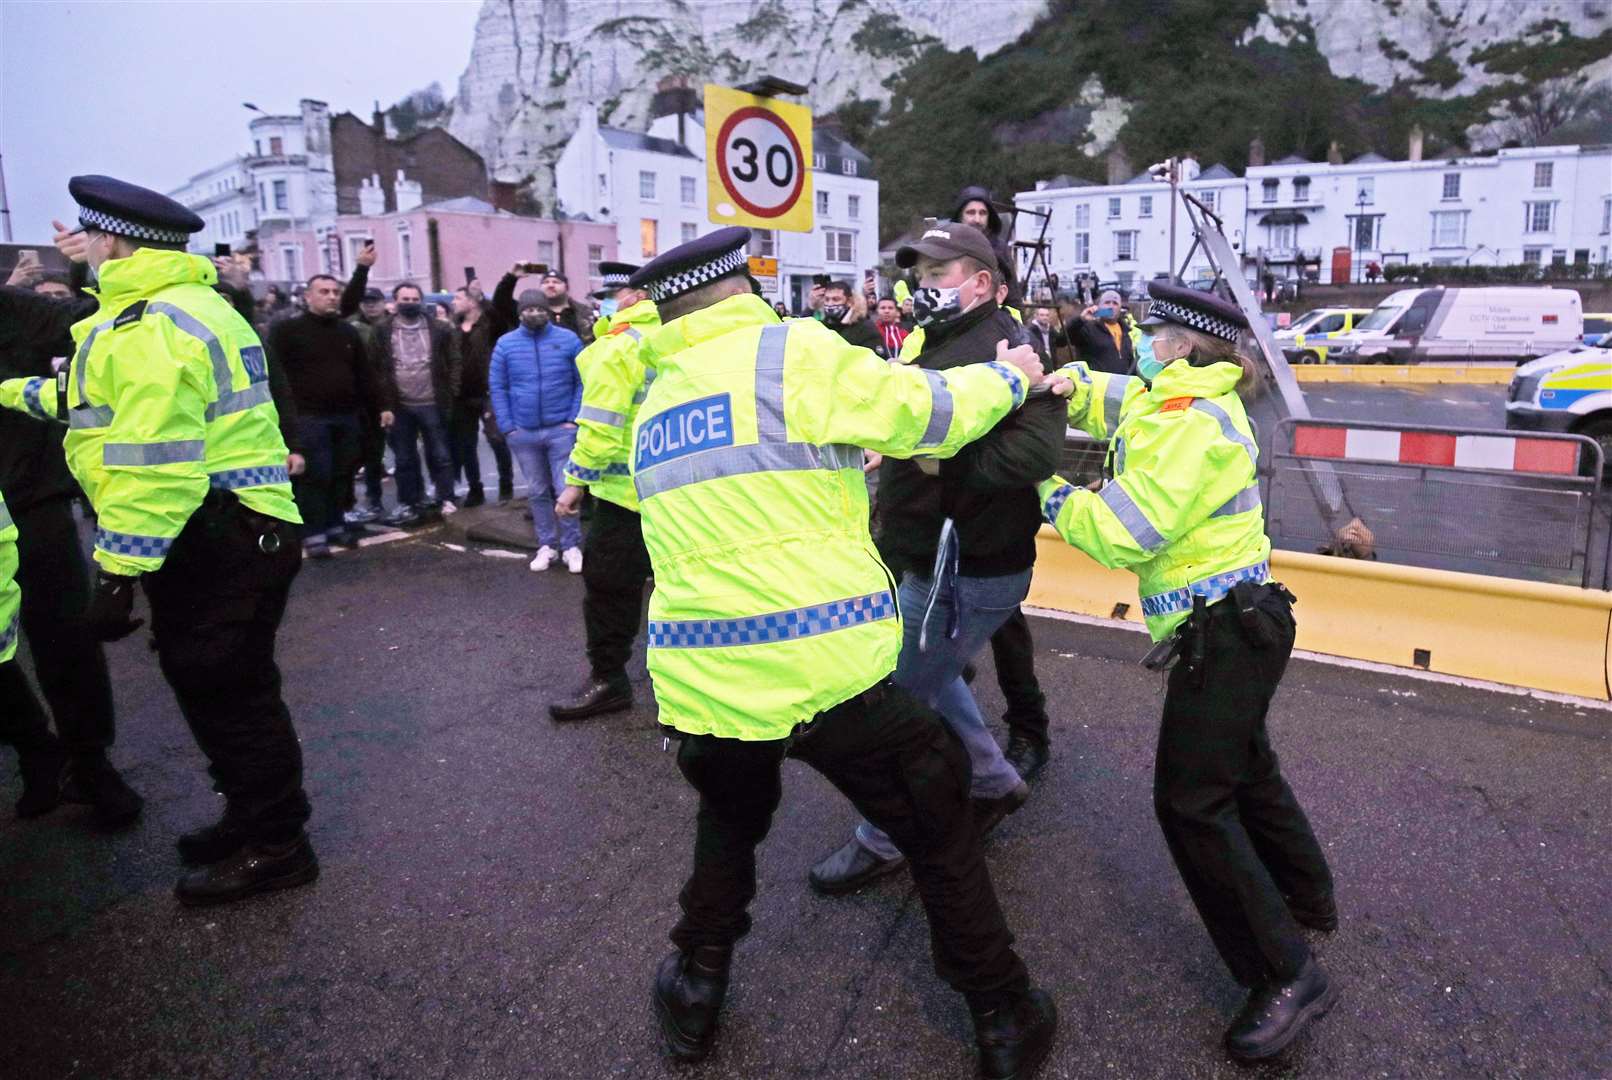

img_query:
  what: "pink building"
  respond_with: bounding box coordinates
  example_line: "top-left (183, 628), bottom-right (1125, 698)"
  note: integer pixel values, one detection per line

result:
top-left (269, 193), bottom-right (617, 295)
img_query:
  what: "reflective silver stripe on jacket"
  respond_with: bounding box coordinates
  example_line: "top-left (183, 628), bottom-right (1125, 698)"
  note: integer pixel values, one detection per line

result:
top-left (1191, 398), bottom-right (1258, 470)
top-left (1102, 374), bottom-right (1134, 437)
top-left (1097, 480), bottom-right (1167, 552)
top-left (634, 323), bottom-right (861, 500)
top-left (578, 405), bottom-right (627, 428)
top-left (102, 440), bottom-right (207, 467)
top-left (1209, 483), bottom-right (1262, 519)
top-left (147, 301), bottom-right (235, 398)
top-left (916, 368), bottom-right (953, 450)
top-left (0, 501), bottom-right (12, 530)
top-left (207, 381), bottom-right (275, 420)
top-left (69, 405), bottom-right (116, 429)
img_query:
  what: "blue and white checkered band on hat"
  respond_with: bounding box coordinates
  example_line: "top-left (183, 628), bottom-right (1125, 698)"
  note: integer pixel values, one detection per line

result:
top-left (602, 271), bottom-right (631, 289)
top-left (78, 205), bottom-right (194, 245)
top-left (644, 246), bottom-right (749, 302)
top-left (1148, 299), bottom-right (1243, 342)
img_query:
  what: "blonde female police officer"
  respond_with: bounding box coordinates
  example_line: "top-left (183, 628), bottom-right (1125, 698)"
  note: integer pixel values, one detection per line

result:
top-left (1037, 282), bottom-right (1337, 1063)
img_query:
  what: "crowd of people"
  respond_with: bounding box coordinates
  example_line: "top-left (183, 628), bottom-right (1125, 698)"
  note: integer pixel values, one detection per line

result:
top-left (0, 175), bottom-right (1337, 1080)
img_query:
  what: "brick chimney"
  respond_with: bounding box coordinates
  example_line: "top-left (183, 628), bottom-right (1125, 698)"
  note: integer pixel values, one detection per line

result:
top-left (1248, 136), bottom-right (1266, 168)
top-left (1408, 124), bottom-right (1425, 162)
top-left (1327, 140), bottom-right (1343, 165)
top-left (395, 170), bottom-right (422, 213)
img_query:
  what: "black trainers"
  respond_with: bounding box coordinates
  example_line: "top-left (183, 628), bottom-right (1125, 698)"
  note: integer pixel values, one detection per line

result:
top-left (175, 834), bottom-right (319, 907)
top-left (177, 816), bottom-right (250, 866)
top-left (1224, 957), bottom-right (1338, 1063)
top-left (652, 946), bottom-right (731, 1062)
top-left (973, 780), bottom-right (1030, 837)
top-left (973, 988), bottom-right (1057, 1080)
top-left (60, 755), bottom-right (143, 828)
top-left (549, 677), bottom-right (633, 721)
top-left (807, 838), bottom-right (906, 895)
top-left (462, 486), bottom-right (486, 508)
top-left (15, 742), bottom-right (67, 819)
top-left (1004, 736), bottom-right (1049, 782)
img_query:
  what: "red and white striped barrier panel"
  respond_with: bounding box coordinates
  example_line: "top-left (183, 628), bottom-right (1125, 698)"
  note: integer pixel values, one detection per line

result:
top-left (1291, 424), bottom-right (1581, 475)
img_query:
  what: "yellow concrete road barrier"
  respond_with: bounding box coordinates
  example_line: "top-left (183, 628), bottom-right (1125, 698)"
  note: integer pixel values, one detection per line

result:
top-left (1291, 365), bottom-right (1513, 385)
top-left (1029, 527), bottom-right (1612, 700)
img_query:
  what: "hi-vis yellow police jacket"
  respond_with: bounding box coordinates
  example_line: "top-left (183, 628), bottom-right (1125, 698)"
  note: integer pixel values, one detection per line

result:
top-left (564, 299), bottom-right (660, 512)
top-left (0, 249), bottom-right (299, 577)
top-left (1037, 359), bottom-right (1270, 641)
top-left (0, 488), bottom-right (19, 664)
top-left (633, 293), bottom-right (1029, 741)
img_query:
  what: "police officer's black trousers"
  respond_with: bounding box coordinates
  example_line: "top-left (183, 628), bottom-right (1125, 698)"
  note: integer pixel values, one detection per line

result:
top-left (581, 497), bottom-right (652, 686)
top-left (0, 661), bottom-right (56, 754)
top-left (13, 495), bottom-right (116, 756)
top-left (671, 679), bottom-right (1031, 1006)
top-left (141, 494), bottom-right (311, 844)
top-left (989, 608), bottom-right (1049, 747)
top-left (1153, 584), bottom-right (1333, 988)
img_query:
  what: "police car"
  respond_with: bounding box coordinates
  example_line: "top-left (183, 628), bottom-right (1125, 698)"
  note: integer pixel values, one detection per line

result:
top-left (1274, 307), bottom-right (1370, 364)
top-left (1506, 343), bottom-right (1612, 478)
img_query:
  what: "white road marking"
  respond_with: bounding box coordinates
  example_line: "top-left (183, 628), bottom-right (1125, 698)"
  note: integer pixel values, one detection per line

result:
top-left (1022, 605), bottom-right (1612, 713)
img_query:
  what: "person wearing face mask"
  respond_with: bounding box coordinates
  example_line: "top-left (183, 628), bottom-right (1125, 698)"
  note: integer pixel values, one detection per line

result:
top-left (489, 291), bottom-right (585, 571)
top-left (1069, 288), bottom-right (1138, 376)
top-left (818, 280), bottom-right (887, 356)
top-left (809, 222), bottom-right (1067, 896)
top-left (1038, 282), bottom-right (1337, 1064)
top-left (547, 262), bottom-right (660, 720)
top-left (369, 281), bottom-right (462, 526)
top-left (0, 176), bottom-right (315, 904)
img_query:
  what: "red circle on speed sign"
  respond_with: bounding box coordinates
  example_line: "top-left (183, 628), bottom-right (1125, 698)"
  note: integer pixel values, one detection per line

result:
top-left (715, 106), bottom-right (806, 219)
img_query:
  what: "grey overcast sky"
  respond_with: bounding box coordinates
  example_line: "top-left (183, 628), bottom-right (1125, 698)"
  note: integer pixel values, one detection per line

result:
top-left (1, 0), bottom-right (482, 243)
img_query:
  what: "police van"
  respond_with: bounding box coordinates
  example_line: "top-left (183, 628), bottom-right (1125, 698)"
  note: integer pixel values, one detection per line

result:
top-left (1327, 287), bottom-right (1582, 365)
top-left (1506, 343), bottom-right (1612, 476)
top-left (1274, 307), bottom-right (1370, 364)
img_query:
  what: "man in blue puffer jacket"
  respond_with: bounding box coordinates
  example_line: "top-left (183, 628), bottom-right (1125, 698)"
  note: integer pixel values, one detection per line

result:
top-left (490, 291), bottom-right (586, 571)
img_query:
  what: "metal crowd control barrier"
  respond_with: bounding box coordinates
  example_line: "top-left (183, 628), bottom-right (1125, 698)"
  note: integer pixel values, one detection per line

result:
top-left (1261, 419), bottom-right (1608, 589)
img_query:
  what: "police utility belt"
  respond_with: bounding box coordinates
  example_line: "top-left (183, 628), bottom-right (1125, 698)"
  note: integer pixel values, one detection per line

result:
top-left (1141, 567), bottom-right (1295, 687)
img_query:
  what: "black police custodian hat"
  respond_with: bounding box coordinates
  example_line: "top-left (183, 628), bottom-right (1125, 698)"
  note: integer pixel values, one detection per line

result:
top-left (69, 174), bottom-right (204, 244)
top-left (1140, 281), bottom-right (1250, 343)
top-left (628, 227), bottom-right (751, 303)
top-left (895, 221), bottom-right (997, 271)
top-left (590, 261), bottom-right (640, 300)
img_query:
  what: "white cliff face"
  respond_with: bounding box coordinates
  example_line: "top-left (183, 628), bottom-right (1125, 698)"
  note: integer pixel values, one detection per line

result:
top-left (447, 0), bottom-right (1048, 202)
top-left (1254, 0), bottom-right (1612, 99)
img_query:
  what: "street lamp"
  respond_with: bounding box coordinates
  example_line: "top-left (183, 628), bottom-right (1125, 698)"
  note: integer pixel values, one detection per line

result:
top-left (1353, 188), bottom-right (1369, 282)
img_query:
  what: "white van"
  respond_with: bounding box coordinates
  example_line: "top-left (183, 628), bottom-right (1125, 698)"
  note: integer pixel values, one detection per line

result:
top-left (1327, 287), bottom-right (1583, 365)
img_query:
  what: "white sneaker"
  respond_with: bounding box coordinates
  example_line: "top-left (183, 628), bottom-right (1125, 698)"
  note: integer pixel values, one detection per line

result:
top-left (530, 546), bottom-right (557, 572)
top-left (562, 546), bottom-right (583, 574)
top-left (441, 500), bottom-right (458, 515)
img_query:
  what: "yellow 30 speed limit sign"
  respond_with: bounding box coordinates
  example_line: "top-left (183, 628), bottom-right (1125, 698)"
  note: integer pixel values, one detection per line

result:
top-left (704, 83), bottom-right (815, 233)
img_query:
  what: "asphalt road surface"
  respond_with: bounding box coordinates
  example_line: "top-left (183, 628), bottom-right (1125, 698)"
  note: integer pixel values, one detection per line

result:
top-left (3, 532), bottom-right (1608, 1079)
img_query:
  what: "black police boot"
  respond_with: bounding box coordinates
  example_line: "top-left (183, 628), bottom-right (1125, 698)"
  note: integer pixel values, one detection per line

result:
top-left (498, 481), bottom-right (515, 504)
top-left (15, 742), bottom-right (67, 819)
top-left (175, 834), bottom-right (319, 907)
top-left (1287, 894), bottom-right (1339, 933)
top-left (60, 753), bottom-right (143, 829)
top-left (1004, 735), bottom-right (1049, 782)
top-left (548, 676), bottom-right (633, 721)
top-left (973, 780), bottom-right (1030, 837)
top-left (652, 946), bottom-right (731, 1062)
top-left (972, 988), bottom-right (1058, 1080)
top-left (1224, 957), bottom-right (1337, 1063)
top-left (462, 485), bottom-right (486, 508)
top-left (177, 815), bottom-right (250, 866)
top-left (808, 838), bottom-right (906, 895)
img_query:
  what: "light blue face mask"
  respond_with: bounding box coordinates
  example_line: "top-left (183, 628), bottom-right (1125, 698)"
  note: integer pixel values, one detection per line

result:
top-left (598, 298), bottom-right (619, 318)
top-left (1135, 333), bottom-right (1169, 383)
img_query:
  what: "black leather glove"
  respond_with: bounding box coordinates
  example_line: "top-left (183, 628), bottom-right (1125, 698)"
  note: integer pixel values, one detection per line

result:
top-left (86, 570), bottom-right (143, 642)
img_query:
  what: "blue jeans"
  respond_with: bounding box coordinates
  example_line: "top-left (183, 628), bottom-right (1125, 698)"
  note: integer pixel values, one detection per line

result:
top-left (389, 403), bottom-right (455, 507)
top-left (507, 424), bottom-right (581, 550)
top-left (855, 567), bottom-right (1032, 861)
